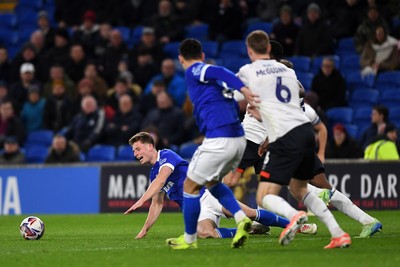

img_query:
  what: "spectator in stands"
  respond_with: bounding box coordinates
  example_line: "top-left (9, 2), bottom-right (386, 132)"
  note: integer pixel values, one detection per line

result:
top-left (83, 63), bottom-right (108, 104)
top-left (71, 78), bottom-right (97, 116)
top-left (360, 105), bottom-right (395, 149)
top-left (326, 123), bottom-right (364, 159)
top-left (364, 124), bottom-right (399, 160)
top-left (270, 5), bottom-right (300, 57)
top-left (43, 82), bottom-right (73, 132)
top-left (72, 10), bottom-right (100, 59)
top-left (93, 23), bottom-right (112, 60)
top-left (328, 0), bottom-right (363, 39)
top-left (0, 81), bottom-right (9, 103)
top-left (311, 57), bottom-right (347, 111)
top-left (54, 0), bottom-right (88, 27)
top-left (117, 60), bottom-right (141, 98)
top-left (354, 5), bottom-right (389, 53)
top-left (45, 134), bottom-right (81, 163)
top-left (0, 136), bottom-right (25, 164)
top-left (256, 0), bottom-right (282, 22)
top-left (145, 0), bottom-right (184, 44)
top-left (0, 100), bottom-right (26, 147)
top-left (65, 44), bottom-right (88, 84)
top-left (37, 10), bottom-right (55, 51)
top-left (295, 3), bottom-right (334, 57)
top-left (0, 47), bottom-right (11, 82)
top-left (100, 29), bottom-right (129, 86)
top-left (20, 85), bottom-right (46, 133)
top-left (104, 94), bottom-right (142, 146)
top-left (142, 125), bottom-right (168, 150)
top-left (139, 79), bottom-right (166, 117)
top-left (43, 64), bottom-right (76, 99)
top-left (175, 0), bottom-right (194, 25)
top-left (144, 58), bottom-right (186, 107)
top-left (209, 0), bottom-right (244, 42)
top-left (360, 26), bottom-right (399, 75)
top-left (29, 30), bottom-right (47, 58)
top-left (142, 91), bottom-right (186, 147)
top-left (65, 95), bottom-right (105, 152)
top-left (304, 90), bottom-right (328, 127)
top-left (106, 76), bottom-right (138, 113)
top-left (10, 44), bottom-right (42, 83)
top-left (129, 48), bottom-right (159, 90)
top-left (10, 63), bottom-right (42, 113)
top-left (45, 28), bottom-right (70, 68)
top-left (130, 27), bottom-right (165, 67)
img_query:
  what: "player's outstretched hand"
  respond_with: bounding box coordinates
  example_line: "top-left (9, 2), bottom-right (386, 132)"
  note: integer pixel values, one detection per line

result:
top-left (124, 202), bottom-right (141, 215)
top-left (135, 229), bottom-right (147, 239)
top-left (240, 86), bottom-right (260, 107)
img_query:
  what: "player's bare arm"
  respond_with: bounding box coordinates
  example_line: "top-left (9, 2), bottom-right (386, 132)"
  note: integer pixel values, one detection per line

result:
top-left (258, 137), bottom-right (269, 157)
top-left (313, 121), bottom-right (327, 163)
top-left (135, 191), bottom-right (165, 239)
top-left (124, 166), bottom-right (173, 214)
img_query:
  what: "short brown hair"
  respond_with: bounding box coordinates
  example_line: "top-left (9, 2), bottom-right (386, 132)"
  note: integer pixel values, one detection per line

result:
top-left (246, 30), bottom-right (269, 55)
top-left (128, 132), bottom-right (155, 146)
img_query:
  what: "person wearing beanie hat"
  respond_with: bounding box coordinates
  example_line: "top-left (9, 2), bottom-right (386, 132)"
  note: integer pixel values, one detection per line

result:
top-left (364, 125), bottom-right (399, 160)
top-left (46, 28), bottom-right (70, 67)
top-left (72, 9), bottom-right (99, 58)
top-left (326, 123), bottom-right (364, 159)
top-left (0, 135), bottom-right (25, 164)
top-left (37, 10), bottom-right (56, 50)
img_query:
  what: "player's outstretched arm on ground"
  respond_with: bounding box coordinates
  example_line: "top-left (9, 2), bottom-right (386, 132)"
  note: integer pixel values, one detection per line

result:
top-left (135, 191), bottom-right (165, 239)
top-left (124, 166), bottom-right (173, 214)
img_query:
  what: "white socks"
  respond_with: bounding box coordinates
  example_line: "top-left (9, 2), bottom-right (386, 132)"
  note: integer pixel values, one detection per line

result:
top-left (233, 210), bottom-right (247, 224)
top-left (303, 192), bottom-right (345, 238)
top-left (262, 194), bottom-right (298, 219)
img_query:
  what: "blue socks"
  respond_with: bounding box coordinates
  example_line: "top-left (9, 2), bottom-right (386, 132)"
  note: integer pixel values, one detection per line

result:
top-left (255, 209), bottom-right (290, 228)
top-left (183, 192), bottom-right (201, 235)
top-left (208, 183), bottom-right (241, 216)
top-left (215, 228), bottom-right (237, 238)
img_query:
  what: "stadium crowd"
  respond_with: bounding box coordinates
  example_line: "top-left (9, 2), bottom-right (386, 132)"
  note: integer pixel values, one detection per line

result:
top-left (0, 0), bottom-right (400, 164)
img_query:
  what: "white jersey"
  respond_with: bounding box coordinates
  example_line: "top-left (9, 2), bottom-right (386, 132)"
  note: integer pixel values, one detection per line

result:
top-left (304, 103), bottom-right (320, 126)
top-left (238, 59), bottom-right (309, 143)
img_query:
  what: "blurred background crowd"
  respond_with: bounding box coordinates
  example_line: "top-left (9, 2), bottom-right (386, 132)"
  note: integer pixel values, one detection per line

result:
top-left (0, 0), bottom-right (399, 164)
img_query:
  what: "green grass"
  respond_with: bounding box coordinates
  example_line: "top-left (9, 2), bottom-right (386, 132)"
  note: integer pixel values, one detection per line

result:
top-left (1, 211), bottom-right (400, 267)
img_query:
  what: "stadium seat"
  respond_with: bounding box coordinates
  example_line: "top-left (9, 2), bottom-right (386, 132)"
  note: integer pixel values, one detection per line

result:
top-left (223, 57), bottom-right (250, 73)
top-left (346, 72), bottom-right (375, 91)
top-left (131, 25), bottom-right (144, 46)
top-left (335, 37), bottom-right (357, 57)
top-left (344, 124), bottom-right (358, 139)
top-left (244, 21), bottom-right (272, 37)
top-left (311, 55), bottom-right (340, 74)
top-left (348, 89), bottom-right (379, 109)
top-left (15, 0), bottom-right (43, 10)
top-left (375, 71), bottom-right (400, 90)
top-left (179, 143), bottom-right (199, 159)
top-left (185, 24), bottom-right (209, 41)
top-left (116, 145), bottom-right (135, 161)
top-left (340, 54), bottom-right (360, 75)
top-left (380, 89), bottom-right (400, 109)
top-left (0, 29), bottom-right (19, 46)
top-left (296, 72), bottom-right (314, 91)
top-left (163, 41), bottom-right (180, 58)
top-left (26, 130), bottom-right (54, 147)
top-left (389, 107), bottom-right (400, 121)
top-left (287, 56), bottom-right (311, 73)
top-left (86, 145), bottom-right (116, 162)
top-left (219, 41), bottom-right (247, 58)
top-left (353, 106), bottom-right (372, 125)
top-left (114, 26), bottom-right (131, 43)
top-left (326, 107), bottom-right (353, 125)
top-left (201, 41), bottom-right (219, 58)
top-left (0, 13), bottom-right (18, 28)
top-left (25, 145), bottom-right (49, 164)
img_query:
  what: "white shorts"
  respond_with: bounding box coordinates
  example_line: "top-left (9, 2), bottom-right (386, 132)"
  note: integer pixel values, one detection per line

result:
top-left (187, 136), bottom-right (246, 185)
top-left (198, 189), bottom-right (226, 226)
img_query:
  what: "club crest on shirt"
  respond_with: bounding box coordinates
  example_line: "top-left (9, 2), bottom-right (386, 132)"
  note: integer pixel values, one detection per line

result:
top-left (192, 64), bottom-right (203, 76)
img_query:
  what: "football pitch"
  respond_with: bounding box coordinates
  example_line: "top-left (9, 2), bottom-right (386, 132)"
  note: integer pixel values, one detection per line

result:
top-left (1, 211), bottom-right (399, 267)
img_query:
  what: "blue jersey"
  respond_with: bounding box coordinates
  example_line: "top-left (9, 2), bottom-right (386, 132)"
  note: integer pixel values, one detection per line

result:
top-left (185, 62), bottom-right (245, 138)
top-left (149, 149), bottom-right (188, 207)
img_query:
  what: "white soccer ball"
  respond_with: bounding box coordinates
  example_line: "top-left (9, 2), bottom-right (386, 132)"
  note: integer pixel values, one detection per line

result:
top-left (19, 216), bottom-right (45, 240)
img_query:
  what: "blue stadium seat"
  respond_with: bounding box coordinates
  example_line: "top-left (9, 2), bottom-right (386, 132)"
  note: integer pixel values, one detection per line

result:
top-left (353, 106), bottom-right (372, 125)
top-left (311, 55), bottom-right (340, 74)
top-left (86, 145), bottom-right (116, 162)
top-left (340, 54), bottom-right (360, 74)
top-left (0, 29), bottom-right (19, 46)
top-left (25, 145), bottom-right (49, 164)
top-left (185, 24), bottom-right (209, 41)
top-left (163, 41), bottom-right (180, 58)
top-left (17, 27), bottom-right (37, 45)
top-left (389, 107), bottom-right (400, 121)
top-left (0, 13), bottom-right (18, 28)
top-left (287, 56), bottom-right (311, 73)
top-left (6, 46), bottom-right (20, 60)
top-left (201, 41), bottom-right (219, 58)
top-left (244, 22), bottom-right (272, 37)
top-left (344, 124), bottom-right (358, 139)
top-left (223, 57), bottom-right (250, 73)
top-left (131, 25), bottom-right (144, 46)
top-left (346, 72), bottom-right (375, 91)
top-left (326, 107), bottom-right (353, 125)
top-left (179, 143), bottom-right (199, 159)
top-left (296, 72), bottom-right (314, 91)
top-left (335, 37), bottom-right (357, 57)
top-left (375, 71), bottom-right (400, 90)
top-left (26, 130), bottom-right (54, 147)
top-left (114, 26), bottom-right (131, 43)
top-left (348, 89), bottom-right (379, 109)
top-left (15, 0), bottom-right (43, 10)
top-left (380, 89), bottom-right (400, 109)
top-left (219, 41), bottom-right (247, 58)
top-left (116, 145), bottom-right (135, 161)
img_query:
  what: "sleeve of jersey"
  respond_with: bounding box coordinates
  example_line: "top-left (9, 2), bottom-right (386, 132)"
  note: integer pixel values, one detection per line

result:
top-left (201, 65), bottom-right (245, 91)
top-left (159, 151), bottom-right (177, 172)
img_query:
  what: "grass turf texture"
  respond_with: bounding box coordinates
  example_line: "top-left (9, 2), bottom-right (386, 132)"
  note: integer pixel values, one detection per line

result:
top-left (1, 211), bottom-right (399, 267)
